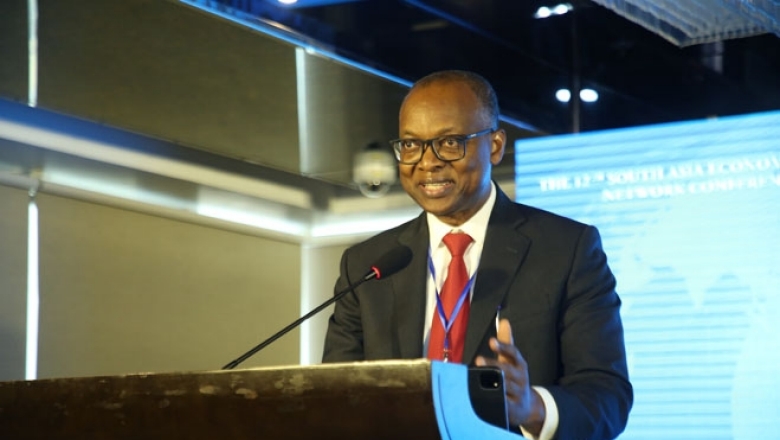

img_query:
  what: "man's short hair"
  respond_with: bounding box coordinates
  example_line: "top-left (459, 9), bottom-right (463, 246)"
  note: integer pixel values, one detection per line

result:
top-left (409, 70), bottom-right (500, 128)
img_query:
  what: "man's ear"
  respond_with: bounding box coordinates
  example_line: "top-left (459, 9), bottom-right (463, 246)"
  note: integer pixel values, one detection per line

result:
top-left (490, 128), bottom-right (507, 166)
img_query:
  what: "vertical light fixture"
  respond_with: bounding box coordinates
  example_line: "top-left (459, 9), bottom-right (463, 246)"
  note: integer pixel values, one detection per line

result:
top-left (27, 0), bottom-right (38, 107)
top-left (25, 0), bottom-right (40, 380)
top-left (25, 190), bottom-right (40, 380)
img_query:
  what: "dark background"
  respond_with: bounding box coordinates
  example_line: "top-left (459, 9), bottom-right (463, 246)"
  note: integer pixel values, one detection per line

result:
top-left (239, 0), bottom-right (780, 134)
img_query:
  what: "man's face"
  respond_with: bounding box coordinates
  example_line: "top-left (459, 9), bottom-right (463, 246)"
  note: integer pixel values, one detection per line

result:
top-left (398, 81), bottom-right (505, 226)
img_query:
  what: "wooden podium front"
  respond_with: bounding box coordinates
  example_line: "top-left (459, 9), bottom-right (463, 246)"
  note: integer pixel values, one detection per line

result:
top-left (0, 360), bottom-right (516, 439)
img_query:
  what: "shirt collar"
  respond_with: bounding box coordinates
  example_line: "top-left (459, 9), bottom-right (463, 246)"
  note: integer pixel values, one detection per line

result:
top-left (427, 182), bottom-right (497, 250)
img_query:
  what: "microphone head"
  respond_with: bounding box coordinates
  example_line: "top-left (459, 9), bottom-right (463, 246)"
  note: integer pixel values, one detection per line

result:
top-left (369, 246), bottom-right (413, 280)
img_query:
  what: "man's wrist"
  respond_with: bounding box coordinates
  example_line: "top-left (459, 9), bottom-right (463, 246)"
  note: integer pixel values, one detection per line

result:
top-left (520, 387), bottom-right (558, 440)
top-left (519, 388), bottom-right (546, 436)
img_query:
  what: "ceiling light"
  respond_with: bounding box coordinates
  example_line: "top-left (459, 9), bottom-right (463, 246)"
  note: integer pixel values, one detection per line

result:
top-left (555, 89), bottom-right (571, 103)
top-left (535, 3), bottom-right (573, 19)
top-left (553, 3), bottom-right (573, 15)
top-left (278, 0), bottom-right (298, 4)
top-left (580, 89), bottom-right (599, 102)
top-left (534, 7), bottom-right (552, 19)
top-left (555, 88), bottom-right (599, 103)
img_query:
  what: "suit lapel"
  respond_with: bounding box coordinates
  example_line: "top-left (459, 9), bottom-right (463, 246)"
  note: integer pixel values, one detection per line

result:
top-left (394, 214), bottom-right (430, 358)
top-left (463, 189), bottom-right (530, 363)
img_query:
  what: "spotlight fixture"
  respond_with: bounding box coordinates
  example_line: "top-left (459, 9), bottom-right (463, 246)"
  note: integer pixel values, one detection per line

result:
top-left (555, 89), bottom-right (572, 103)
top-left (535, 6), bottom-right (552, 19)
top-left (555, 88), bottom-right (599, 103)
top-left (534, 3), bottom-right (573, 19)
top-left (580, 89), bottom-right (599, 103)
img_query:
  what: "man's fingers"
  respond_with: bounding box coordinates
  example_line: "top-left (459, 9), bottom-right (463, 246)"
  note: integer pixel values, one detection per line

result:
top-left (495, 319), bottom-right (516, 364)
top-left (497, 318), bottom-right (514, 345)
top-left (490, 344), bottom-right (522, 367)
top-left (478, 322), bottom-right (536, 429)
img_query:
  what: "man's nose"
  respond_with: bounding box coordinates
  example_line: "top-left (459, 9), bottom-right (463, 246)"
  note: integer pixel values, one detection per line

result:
top-left (418, 141), bottom-right (444, 168)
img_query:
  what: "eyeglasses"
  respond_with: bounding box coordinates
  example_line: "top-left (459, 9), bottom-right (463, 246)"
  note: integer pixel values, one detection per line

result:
top-left (389, 127), bottom-right (495, 165)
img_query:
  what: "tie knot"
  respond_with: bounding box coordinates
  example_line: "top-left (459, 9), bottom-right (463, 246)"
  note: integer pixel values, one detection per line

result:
top-left (443, 232), bottom-right (473, 257)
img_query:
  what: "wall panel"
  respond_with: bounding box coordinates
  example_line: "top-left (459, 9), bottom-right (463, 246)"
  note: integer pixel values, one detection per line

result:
top-left (300, 242), bottom-right (353, 364)
top-left (36, 0), bottom-right (301, 173)
top-left (0, 0), bottom-right (27, 103)
top-left (37, 193), bottom-right (301, 378)
top-left (0, 185), bottom-right (29, 381)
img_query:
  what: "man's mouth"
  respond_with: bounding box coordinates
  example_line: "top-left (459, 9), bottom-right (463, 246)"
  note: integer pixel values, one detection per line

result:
top-left (419, 180), bottom-right (454, 196)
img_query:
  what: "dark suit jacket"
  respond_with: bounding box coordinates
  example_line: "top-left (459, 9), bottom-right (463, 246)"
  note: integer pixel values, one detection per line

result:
top-left (323, 188), bottom-right (632, 440)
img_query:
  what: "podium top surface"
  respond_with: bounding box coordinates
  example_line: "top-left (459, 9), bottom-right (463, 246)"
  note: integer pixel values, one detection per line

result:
top-left (1, 360), bottom-right (518, 440)
top-left (0, 360), bottom-right (440, 440)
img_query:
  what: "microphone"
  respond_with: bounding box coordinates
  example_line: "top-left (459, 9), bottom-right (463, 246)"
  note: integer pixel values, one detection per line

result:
top-left (362, 244), bottom-right (413, 281)
top-left (221, 245), bottom-right (412, 370)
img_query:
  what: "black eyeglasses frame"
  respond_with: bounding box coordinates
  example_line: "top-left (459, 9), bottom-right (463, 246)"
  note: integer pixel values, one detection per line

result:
top-left (389, 127), bottom-right (496, 165)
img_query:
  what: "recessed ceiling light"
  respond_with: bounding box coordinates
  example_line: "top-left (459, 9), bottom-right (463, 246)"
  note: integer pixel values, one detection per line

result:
top-left (580, 88), bottom-right (599, 102)
top-left (553, 3), bottom-right (573, 15)
top-left (535, 3), bottom-right (573, 19)
top-left (534, 7), bottom-right (552, 19)
top-left (555, 89), bottom-right (572, 103)
top-left (555, 88), bottom-right (599, 103)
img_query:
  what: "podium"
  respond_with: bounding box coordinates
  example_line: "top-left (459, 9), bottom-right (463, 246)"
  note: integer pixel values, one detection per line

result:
top-left (0, 359), bottom-right (517, 439)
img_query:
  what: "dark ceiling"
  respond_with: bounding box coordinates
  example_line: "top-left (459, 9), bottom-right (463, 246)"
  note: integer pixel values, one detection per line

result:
top-left (219, 0), bottom-right (780, 135)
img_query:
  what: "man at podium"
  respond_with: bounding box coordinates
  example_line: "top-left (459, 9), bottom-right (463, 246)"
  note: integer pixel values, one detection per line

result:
top-left (323, 70), bottom-right (632, 440)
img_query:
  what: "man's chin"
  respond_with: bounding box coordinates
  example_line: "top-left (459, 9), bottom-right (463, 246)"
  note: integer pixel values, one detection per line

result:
top-left (416, 199), bottom-right (455, 217)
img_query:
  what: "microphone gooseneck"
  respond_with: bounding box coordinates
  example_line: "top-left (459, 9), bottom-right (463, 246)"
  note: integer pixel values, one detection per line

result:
top-left (222, 245), bottom-right (413, 370)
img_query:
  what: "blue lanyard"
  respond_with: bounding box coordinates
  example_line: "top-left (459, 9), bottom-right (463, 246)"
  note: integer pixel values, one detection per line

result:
top-left (428, 250), bottom-right (476, 357)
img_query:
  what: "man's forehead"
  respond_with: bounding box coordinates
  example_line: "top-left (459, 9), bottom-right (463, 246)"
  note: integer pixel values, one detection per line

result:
top-left (400, 86), bottom-right (488, 130)
top-left (408, 80), bottom-right (474, 100)
top-left (403, 83), bottom-right (479, 114)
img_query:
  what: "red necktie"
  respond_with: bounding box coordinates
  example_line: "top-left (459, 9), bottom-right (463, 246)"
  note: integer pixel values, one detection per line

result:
top-left (427, 232), bottom-right (473, 364)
